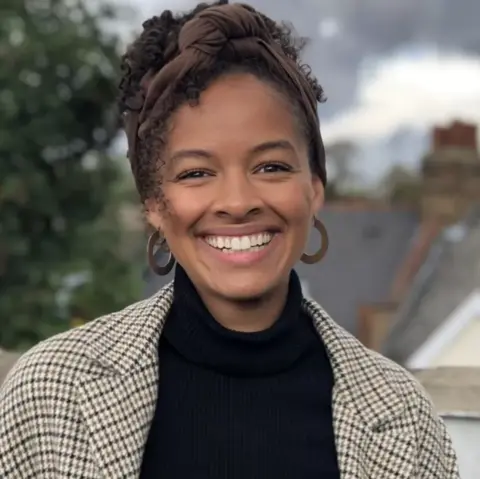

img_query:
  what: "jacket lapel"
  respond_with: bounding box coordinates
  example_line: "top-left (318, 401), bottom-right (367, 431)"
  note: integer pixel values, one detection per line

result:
top-left (77, 285), bottom-right (174, 478)
top-left (304, 299), bottom-right (417, 479)
top-left (332, 391), bottom-right (416, 479)
top-left (77, 364), bottom-right (158, 477)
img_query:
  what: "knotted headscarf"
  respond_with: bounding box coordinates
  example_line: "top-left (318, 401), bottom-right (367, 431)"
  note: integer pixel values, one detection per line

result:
top-left (124, 3), bottom-right (326, 185)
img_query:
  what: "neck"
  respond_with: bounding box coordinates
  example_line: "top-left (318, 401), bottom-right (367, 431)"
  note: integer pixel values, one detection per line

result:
top-left (165, 265), bottom-right (314, 376)
top-left (197, 280), bottom-right (290, 333)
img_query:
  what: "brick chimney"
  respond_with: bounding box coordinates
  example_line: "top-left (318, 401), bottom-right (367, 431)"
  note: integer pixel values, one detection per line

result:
top-left (420, 121), bottom-right (480, 224)
top-left (432, 121), bottom-right (477, 150)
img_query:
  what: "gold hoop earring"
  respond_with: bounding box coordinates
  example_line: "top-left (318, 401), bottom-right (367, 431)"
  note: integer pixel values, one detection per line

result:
top-left (301, 216), bottom-right (329, 264)
top-left (147, 230), bottom-right (175, 276)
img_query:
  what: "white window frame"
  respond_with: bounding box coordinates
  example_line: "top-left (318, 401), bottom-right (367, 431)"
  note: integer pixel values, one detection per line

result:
top-left (407, 289), bottom-right (480, 369)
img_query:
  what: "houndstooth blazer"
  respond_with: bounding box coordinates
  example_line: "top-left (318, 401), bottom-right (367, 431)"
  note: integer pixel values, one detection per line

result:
top-left (0, 284), bottom-right (459, 478)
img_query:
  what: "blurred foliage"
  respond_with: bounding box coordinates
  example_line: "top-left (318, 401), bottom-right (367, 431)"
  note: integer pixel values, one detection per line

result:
top-left (325, 140), bottom-right (360, 200)
top-left (0, 0), bottom-right (143, 350)
top-left (382, 165), bottom-right (422, 207)
top-left (325, 140), bottom-right (423, 206)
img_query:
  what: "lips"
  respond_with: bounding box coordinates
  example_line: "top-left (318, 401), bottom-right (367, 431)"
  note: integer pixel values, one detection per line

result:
top-left (198, 224), bottom-right (281, 237)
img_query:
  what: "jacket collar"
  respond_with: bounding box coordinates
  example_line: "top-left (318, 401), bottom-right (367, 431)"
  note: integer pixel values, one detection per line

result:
top-left (84, 283), bottom-right (406, 431)
top-left (303, 298), bottom-right (406, 431)
top-left (84, 283), bottom-right (174, 373)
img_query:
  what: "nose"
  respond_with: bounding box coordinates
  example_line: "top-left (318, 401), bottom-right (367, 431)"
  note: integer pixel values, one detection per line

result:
top-left (213, 171), bottom-right (263, 219)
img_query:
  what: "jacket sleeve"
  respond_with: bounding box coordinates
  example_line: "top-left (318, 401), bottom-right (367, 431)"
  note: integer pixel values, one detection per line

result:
top-left (414, 389), bottom-right (460, 478)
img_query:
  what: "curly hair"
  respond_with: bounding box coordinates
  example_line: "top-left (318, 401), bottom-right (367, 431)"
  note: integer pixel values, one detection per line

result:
top-left (119, 1), bottom-right (326, 203)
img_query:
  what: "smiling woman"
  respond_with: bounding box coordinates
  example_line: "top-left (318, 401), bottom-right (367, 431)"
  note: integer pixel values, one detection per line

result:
top-left (0, 2), bottom-right (460, 478)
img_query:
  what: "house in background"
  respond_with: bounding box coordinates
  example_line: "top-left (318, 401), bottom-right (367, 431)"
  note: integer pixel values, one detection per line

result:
top-left (146, 120), bottom-right (480, 358)
top-left (384, 207), bottom-right (480, 368)
top-left (360, 120), bottom-right (480, 353)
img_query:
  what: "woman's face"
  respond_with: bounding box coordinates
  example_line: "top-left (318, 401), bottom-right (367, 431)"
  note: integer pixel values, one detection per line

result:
top-left (146, 73), bottom-right (324, 301)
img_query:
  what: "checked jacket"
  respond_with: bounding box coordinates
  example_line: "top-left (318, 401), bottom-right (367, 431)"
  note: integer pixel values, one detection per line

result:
top-left (0, 283), bottom-right (460, 478)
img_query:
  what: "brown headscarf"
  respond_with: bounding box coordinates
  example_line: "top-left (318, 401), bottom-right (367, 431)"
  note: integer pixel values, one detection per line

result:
top-left (124, 3), bottom-right (326, 185)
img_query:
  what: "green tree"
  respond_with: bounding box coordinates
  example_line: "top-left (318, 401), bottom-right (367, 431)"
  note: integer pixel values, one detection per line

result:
top-left (0, 0), bottom-right (141, 350)
top-left (382, 165), bottom-right (422, 207)
top-left (325, 140), bottom-right (363, 200)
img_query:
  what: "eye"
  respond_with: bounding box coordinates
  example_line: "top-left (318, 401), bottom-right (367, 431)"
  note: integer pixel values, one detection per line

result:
top-left (176, 169), bottom-right (213, 181)
top-left (256, 162), bottom-right (293, 174)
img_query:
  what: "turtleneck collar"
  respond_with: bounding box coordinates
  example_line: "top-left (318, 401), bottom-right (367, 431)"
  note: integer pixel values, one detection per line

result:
top-left (161, 264), bottom-right (318, 376)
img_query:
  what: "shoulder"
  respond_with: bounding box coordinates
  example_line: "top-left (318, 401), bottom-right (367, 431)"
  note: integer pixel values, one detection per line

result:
top-left (306, 297), bottom-right (433, 408)
top-left (329, 324), bottom-right (459, 472)
top-left (366, 348), bottom-right (433, 409)
top-left (0, 313), bottom-right (110, 418)
top-left (0, 291), bottom-right (168, 410)
top-left (0, 320), bottom-right (103, 475)
top-left (348, 343), bottom-right (458, 464)
top-left (372, 351), bottom-right (459, 472)
top-left (0, 289), bottom-right (173, 476)
top-left (307, 297), bottom-right (451, 429)
top-left (337, 324), bottom-right (440, 418)
top-left (370, 350), bottom-right (449, 431)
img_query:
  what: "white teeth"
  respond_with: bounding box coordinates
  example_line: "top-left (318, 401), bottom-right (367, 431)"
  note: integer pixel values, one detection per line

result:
top-left (231, 237), bottom-right (241, 250)
top-left (240, 237), bottom-right (250, 249)
top-left (205, 232), bottom-right (274, 252)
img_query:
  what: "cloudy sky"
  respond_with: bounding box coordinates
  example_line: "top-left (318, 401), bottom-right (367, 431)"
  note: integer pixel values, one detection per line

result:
top-left (114, 0), bottom-right (480, 182)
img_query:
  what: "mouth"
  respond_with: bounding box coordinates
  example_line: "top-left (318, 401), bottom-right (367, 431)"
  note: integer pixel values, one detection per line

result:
top-left (203, 232), bottom-right (275, 254)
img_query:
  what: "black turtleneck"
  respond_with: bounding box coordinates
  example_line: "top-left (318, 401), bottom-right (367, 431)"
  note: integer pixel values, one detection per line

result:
top-left (140, 265), bottom-right (339, 478)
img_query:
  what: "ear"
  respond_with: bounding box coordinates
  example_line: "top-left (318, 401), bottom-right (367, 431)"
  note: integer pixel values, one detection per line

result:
top-left (311, 175), bottom-right (325, 215)
top-left (145, 198), bottom-right (165, 233)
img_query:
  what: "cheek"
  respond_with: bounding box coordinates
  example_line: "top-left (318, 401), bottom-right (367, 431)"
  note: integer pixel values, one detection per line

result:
top-left (268, 180), bottom-right (317, 222)
top-left (160, 187), bottom-right (205, 236)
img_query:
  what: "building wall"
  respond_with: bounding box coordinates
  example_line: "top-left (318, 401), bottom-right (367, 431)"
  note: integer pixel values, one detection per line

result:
top-left (444, 417), bottom-right (480, 479)
top-left (432, 316), bottom-right (480, 367)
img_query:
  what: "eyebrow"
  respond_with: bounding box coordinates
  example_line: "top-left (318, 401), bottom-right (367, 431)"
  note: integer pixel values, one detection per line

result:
top-left (168, 140), bottom-right (295, 164)
top-left (250, 140), bottom-right (295, 155)
top-left (168, 149), bottom-right (212, 163)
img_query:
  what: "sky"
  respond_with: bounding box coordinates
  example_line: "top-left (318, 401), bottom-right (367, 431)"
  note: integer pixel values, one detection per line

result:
top-left (112, 0), bottom-right (480, 183)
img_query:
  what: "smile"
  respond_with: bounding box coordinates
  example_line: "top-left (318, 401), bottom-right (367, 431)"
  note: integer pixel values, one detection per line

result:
top-left (204, 232), bottom-right (274, 253)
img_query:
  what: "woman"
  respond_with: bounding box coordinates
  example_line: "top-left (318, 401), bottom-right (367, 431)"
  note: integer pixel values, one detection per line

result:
top-left (0, 2), bottom-right (459, 478)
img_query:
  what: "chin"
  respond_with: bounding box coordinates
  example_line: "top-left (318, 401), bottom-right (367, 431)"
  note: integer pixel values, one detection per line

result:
top-left (209, 274), bottom-right (285, 302)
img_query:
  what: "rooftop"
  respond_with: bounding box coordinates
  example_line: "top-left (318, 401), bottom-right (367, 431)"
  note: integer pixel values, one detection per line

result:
top-left (384, 207), bottom-right (480, 364)
top-left (413, 367), bottom-right (480, 418)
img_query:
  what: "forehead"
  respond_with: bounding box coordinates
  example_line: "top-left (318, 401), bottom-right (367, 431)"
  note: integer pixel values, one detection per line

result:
top-left (167, 73), bottom-right (301, 151)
